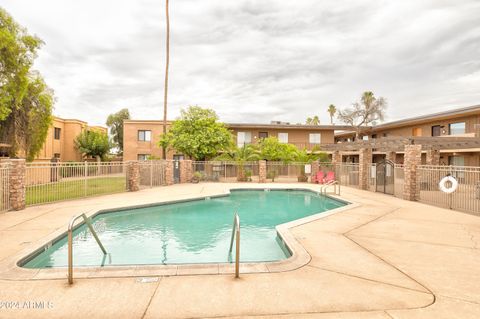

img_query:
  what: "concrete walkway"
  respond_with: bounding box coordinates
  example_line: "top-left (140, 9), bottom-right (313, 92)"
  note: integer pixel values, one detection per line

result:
top-left (0, 183), bottom-right (479, 318)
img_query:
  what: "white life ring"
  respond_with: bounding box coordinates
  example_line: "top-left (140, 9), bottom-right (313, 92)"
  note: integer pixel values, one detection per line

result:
top-left (439, 176), bottom-right (458, 194)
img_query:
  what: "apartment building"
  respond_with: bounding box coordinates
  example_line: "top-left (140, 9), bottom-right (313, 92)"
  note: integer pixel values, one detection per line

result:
top-left (35, 117), bottom-right (107, 162)
top-left (335, 105), bottom-right (480, 166)
top-left (123, 119), bottom-right (354, 160)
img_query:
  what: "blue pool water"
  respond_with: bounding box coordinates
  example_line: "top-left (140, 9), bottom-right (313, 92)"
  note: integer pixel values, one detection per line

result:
top-left (22, 190), bottom-right (346, 268)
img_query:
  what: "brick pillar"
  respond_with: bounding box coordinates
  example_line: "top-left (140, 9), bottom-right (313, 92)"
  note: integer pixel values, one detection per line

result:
top-left (425, 149), bottom-right (440, 165)
top-left (5, 159), bottom-right (26, 210)
top-left (180, 160), bottom-right (193, 183)
top-left (403, 145), bottom-right (422, 201)
top-left (331, 151), bottom-right (341, 165)
top-left (359, 148), bottom-right (372, 190)
top-left (165, 160), bottom-right (174, 185)
top-left (127, 161), bottom-right (140, 192)
top-left (385, 151), bottom-right (396, 163)
top-left (259, 160), bottom-right (266, 183)
top-left (310, 160), bottom-right (319, 183)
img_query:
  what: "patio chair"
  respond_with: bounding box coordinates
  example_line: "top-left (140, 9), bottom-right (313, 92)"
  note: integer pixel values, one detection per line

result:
top-left (312, 171), bottom-right (325, 184)
top-left (323, 171), bottom-right (336, 183)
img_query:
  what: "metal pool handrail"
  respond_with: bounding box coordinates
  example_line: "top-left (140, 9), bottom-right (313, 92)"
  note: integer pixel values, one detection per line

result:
top-left (68, 213), bottom-right (107, 284)
top-left (320, 180), bottom-right (340, 196)
top-left (228, 213), bottom-right (240, 278)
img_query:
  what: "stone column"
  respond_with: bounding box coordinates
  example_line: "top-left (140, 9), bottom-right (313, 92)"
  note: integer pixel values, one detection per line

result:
top-left (359, 148), bottom-right (372, 190)
top-left (310, 160), bottom-right (319, 183)
top-left (385, 151), bottom-right (396, 163)
top-left (127, 161), bottom-right (140, 192)
top-left (403, 145), bottom-right (422, 201)
top-left (165, 160), bottom-right (174, 185)
top-left (4, 159), bottom-right (26, 211)
top-left (425, 149), bottom-right (440, 165)
top-left (179, 160), bottom-right (193, 183)
top-left (331, 151), bottom-right (341, 165)
top-left (259, 160), bottom-right (267, 183)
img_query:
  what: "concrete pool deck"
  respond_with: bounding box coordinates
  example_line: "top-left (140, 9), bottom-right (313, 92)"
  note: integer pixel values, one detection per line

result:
top-left (0, 183), bottom-right (479, 318)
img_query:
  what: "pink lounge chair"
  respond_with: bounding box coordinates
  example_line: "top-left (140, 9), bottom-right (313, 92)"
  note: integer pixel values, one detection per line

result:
top-left (312, 171), bottom-right (325, 184)
top-left (323, 171), bottom-right (335, 183)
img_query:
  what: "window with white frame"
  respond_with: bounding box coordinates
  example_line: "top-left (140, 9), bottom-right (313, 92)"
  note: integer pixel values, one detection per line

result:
top-left (237, 132), bottom-right (252, 146)
top-left (137, 154), bottom-right (149, 161)
top-left (309, 133), bottom-right (321, 144)
top-left (138, 130), bottom-right (151, 141)
top-left (278, 132), bottom-right (288, 143)
top-left (449, 122), bottom-right (466, 135)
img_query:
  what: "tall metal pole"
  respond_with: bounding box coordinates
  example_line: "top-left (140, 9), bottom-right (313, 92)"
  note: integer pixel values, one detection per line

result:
top-left (162, 0), bottom-right (170, 160)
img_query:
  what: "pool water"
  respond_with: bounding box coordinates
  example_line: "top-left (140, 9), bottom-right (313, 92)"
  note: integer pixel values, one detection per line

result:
top-left (22, 190), bottom-right (346, 268)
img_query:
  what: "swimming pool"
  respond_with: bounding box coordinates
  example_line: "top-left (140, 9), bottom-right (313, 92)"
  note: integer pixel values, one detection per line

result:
top-left (21, 189), bottom-right (346, 268)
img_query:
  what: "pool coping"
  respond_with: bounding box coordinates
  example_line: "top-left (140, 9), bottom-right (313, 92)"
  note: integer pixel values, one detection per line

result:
top-left (0, 185), bottom-right (358, 281)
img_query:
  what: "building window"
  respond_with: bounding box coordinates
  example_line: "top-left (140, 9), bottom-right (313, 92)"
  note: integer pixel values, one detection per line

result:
top-left (278, 133), bottom-right (288, 143)
top-left (137, 154), bottom-right (149, 161)
top-left (371, 134), bottom-right (377, 139)
top-left (259, 132), bottom-right (268, 139)
top-left (138, 130), bottom-right (151, 141)
top-left (237, 132), bottom-right (252, 147)
top-left (362, 135), bottom-right (368, 141)
top-left (412, 128), bottom-right (422, 136)
top-left (449, 122), bottom-right (466, 135)
top-left (431, 125), bottom-right (441, 137)
top-left (54, 153), bottom-right (61, 159)
top-left (309, 133), bottom-right (321, 144)
top-left (54, 127), bottom-right (61, 140)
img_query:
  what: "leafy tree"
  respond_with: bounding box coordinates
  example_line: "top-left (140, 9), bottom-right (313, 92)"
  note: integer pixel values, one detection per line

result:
top-left (258, 137), bottom-right (297, 162)
top-left (106, 108), bottom-right (130, 153)
top-left (337, 91), bottom-right (387, 138)
top-left (74, 130), bottom-right (111, 161)
top-left (0, 8), bottom-right (54, 159)
top-left (160, 106), bottom-right (233, 160)
top-left (327, 104), bottom-right (337, 124)
top-left (306, 116), bottom-right (320, 125)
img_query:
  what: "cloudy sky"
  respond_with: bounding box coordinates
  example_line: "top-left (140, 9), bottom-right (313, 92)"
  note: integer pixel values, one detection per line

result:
top-left (2, 0), bottom-right (480, 126)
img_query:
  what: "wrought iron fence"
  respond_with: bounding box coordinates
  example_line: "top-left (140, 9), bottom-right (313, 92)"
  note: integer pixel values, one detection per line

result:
top-left (0, 163), bottom-right (9, 212)
top-left (394, 164), bottom-right (404, 198)
top-left (138, 160), bottom-right (167, 187)
top-left (336, 163), bottom-right (360, 188)
top-left (418, 165), bottom-right (480, 215)
top-left (26, 162), bottom-right (127, 206)
top-left (265, 162), bottom-right (312, 183)
top-left (192, 161), bottom-right (260, 182)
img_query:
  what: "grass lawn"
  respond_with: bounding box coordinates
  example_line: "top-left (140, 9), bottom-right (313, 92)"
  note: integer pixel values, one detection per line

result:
top-left (26, 176), bottom-right (126, 205)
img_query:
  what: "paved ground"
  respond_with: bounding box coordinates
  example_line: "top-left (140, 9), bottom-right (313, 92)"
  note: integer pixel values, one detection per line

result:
top-left (0, 183), bottom-right (479, 318)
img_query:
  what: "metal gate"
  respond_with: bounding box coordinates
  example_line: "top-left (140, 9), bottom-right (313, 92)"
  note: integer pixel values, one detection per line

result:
top-left (376, 160), bottom-right (395, 195)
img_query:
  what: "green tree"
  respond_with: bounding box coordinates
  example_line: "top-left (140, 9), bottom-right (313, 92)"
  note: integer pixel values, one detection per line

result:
top-left (106, 108), bottom-right (130, 154)
top-left (306, 116), bottom-right (320, 125)
top-left (258, 137), bottom-right (297, 162)
top-left (327, 104), bottom-right (337, 124)
top-left (160, 106), bottom-right (233, 160)
top-left (74, 130), bottom-right (111, 161)
top-left (338, 91), bottom-right (387, 138)
top-left (0, 8), bottom-right (54, 159)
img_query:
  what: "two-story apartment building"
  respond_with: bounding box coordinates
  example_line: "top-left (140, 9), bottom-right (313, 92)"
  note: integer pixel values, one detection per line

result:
top-left (335, 105), bottom-right (480, 166)
top-left (35, 117), bottom-right (107, 162)
top-left (123, 119), bottom-right (354, 160)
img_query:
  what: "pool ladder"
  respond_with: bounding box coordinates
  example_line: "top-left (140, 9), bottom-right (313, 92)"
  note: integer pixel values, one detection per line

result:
top-left (228, 213), bottom-right (240, 278)
top-left (320, 180), bottom-right (340, 196)
top-left (67, 213), bottom-right (107, 284)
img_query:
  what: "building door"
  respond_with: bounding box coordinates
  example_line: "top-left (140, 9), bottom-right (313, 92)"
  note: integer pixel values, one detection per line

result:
top-left (412, 128), bottom-right (422, 136)
top-left (431, 125), bottom-right (441, 136)
top-left (376, 160), bottom-right (395, 195)
top-left (173, 155), bottom-right (184, 183)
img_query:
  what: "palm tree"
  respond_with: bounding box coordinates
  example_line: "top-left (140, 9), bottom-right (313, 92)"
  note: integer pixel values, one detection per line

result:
top-left (327, 104), bottom-right (336, 124)
top-left (306, 116), bottom-right (320, 125)
top-left (162, 0), bottom-right (170, 159)
top-left (216, 145), bottom-right (260, 181)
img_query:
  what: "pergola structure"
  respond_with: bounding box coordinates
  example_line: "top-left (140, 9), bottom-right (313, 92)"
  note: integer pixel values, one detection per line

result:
top-left (322, 136), bottom-right (480, 152)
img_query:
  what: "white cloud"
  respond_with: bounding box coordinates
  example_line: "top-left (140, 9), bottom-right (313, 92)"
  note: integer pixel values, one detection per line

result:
top-left (2, 0), bottom-right (479, 126)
